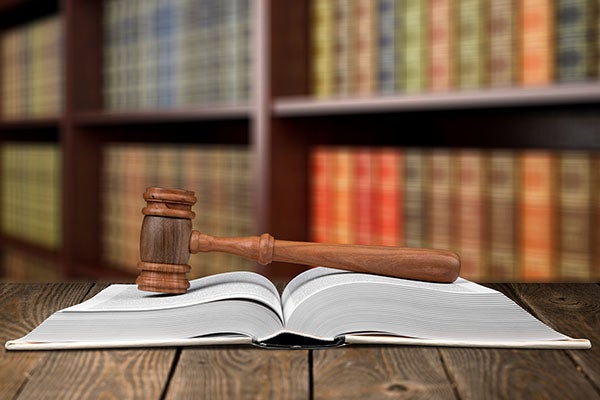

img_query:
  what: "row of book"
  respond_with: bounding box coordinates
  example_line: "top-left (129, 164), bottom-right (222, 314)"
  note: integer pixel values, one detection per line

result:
top-left (310, 146), bottom-right (600, 281)
top-left (0, 143), bottom-right (62, 250)
top-left (0, 15), bottom-right (64, 119)
top-left (102, 144), bottom-right (255, 278)
top-left (104, 0), bottom-right (252, 111)
top-left (312, 0), bottom-right (599, 97)
top-left (0, 248), bottom-right (61, 282)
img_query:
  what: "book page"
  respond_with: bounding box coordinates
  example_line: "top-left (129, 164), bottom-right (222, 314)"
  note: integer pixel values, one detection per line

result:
top-left (279, 267), bottom-right (569, 343)
top-left (66, 271), bottom-right (283, 321)
top-left (281, 267), bottom-right (494, 322)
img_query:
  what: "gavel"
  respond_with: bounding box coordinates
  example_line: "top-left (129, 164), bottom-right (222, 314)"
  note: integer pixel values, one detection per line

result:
top-left (136, 187), bottom-right (461, 294)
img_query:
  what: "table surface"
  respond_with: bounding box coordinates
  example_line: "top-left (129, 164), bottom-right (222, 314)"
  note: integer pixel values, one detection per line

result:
top-left (1, 282), bottom-right (599, 399)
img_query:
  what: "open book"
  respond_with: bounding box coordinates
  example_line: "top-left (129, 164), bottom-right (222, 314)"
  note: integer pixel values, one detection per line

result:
top-left (6, 267), bottom-right (590, 350)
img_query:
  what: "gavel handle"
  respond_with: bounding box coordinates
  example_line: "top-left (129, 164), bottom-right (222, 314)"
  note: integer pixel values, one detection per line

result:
top-left (190, 232), bottom-right (460, 283)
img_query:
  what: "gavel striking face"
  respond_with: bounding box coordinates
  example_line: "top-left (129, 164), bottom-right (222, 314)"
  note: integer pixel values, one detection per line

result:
top-left (136, 187), bottom-right (461, 294)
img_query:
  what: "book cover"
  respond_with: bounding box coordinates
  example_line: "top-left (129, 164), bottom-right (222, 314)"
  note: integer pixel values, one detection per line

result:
top-left (455, 150), bottom-right (488, 280)
top-left (429, 0), bottom-right (454, 91)
top-left (489, 0), bottom-right (516, 87)
top-left (558, 152), bottom-right (592, 280)
top-left (379, 0), bottom-right (400, 94)
top-left (404, 148), bottom-right (428, 248)
top-left (334, 0), bottom-right (353, 96)
top-left (402, 0), bottom-right (428, 93)
top-left (373, 148), bottom-right (402, 246)
top-left (312, 0), bottom-right (335, 97)
top-left (311, 147), bottom-right (333, 243)
top-left (488, 150), bottom-right (518, 280)
top-left (354, 0), bottom-right (377, 95)
top-left (556, 0), bottom-right (596, 82)
top-left (6, 267), bottom-right (590, 350)
top-left (333, 148), bottom-right (355, 244)
top-left (427, 149), bottom-right (455, 250)
top-left (354, 148), bottom-right (374, 244)
top-left (457, 0), bottom-right (488, 90)
top-left (520, 151), bottom-right (558, 280)
top-left (521, 0), bottom-right (555, 86)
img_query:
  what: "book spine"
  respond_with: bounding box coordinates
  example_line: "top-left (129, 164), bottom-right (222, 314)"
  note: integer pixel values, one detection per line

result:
top-left (427, 149), bottom-right (454, 250)
top-left (457, 0), bottom-right (488, 90)
top-left (429, 0), bottom-right (454, 91)
top-left (489, 0), bottom-right (516, 87)
top-left (312, 0), bottom-right (335, 97)
top-left (333, 148), bottom-right (355, 244)
top-left (488, 150), bottom-right (518, 280)
top-left (334, 0), bottom-right (353, 96)
top-left (556, 0), bottom-right (596, 82)
top-left (558, 151), bottom-right (592, 280)
top-left (404, 148), bottom-right (428, 247)
top-left (373, 148), bottom-right (402, 246)
top-left (354, 147), bottom-right (374, 244)
top-left (379, 0), bottom-right (399, 94)
top-left (521, 0), bottom-right (555, 86)
top-left (0, 143), bottom-right (61, 250)
top-left (520, 151), bottom-right (558, 280)
top-left (354, 0), bottom-right (377, 95)
top-left (311, 147), bottom-right (333, 243)
top-left (455, 150), bottom-right (488, 280)
top-left (402, 0), bottom-right (428, 93)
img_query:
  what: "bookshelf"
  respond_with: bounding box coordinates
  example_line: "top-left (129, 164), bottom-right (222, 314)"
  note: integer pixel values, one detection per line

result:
top-left (1, 0), bottom-right (599, 282)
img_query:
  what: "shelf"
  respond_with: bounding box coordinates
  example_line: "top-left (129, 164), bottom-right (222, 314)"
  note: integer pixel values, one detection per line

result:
top-left (73, 106), bottom-right (253, 127)
top-left (0, 117), bottom-right (61, 131)
top-left (274, 83), bottom-right (600, 116)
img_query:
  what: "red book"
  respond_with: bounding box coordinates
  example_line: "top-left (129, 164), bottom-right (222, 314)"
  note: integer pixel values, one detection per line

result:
top-left (373, 148), bottom-right (402, 246)
top-left (354, 148), bottom-right (374, 244)
top-left (310, 146), bottom-right (333, 243)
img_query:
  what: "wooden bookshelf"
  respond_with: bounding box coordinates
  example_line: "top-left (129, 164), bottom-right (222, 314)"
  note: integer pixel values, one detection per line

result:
top-left (0, 0), bottom-right (599, 282)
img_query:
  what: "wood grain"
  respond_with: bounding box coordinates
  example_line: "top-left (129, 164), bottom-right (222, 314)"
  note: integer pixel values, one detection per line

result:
top-left (443, 346), bottom-right (599, 400)
top-left (0, 282), bottom-right (94, 399)
top-left (312, 347), bottom-right (456, 399)
top-left (495, 283), bottom-right (600, 391)
top-left (17, 348), bottom-right (175, 399)
top-left (12, 283), bottom-right (177, 400)
top-left (165, 347), bottom-right (309, 400)
top-left (440, 283), bottom-right (600, 400)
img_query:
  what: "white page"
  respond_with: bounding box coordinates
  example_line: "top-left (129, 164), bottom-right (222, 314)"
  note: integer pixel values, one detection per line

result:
top-left (66, 271), bottom-right (284, 321)
top-left (281, 267), bottom-right (494, 322)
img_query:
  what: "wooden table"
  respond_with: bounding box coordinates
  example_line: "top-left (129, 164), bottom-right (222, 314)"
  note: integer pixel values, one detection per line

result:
top-left (1, 282), bottom-right (599, 399)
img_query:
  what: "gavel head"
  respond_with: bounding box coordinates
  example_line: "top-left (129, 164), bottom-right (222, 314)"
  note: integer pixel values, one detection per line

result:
top-left (136, 187), bottom-right (197, 294)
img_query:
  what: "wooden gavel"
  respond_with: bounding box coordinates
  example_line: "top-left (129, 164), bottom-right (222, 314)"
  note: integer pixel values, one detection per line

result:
top-left (136, 187), bottom-right (461, 294)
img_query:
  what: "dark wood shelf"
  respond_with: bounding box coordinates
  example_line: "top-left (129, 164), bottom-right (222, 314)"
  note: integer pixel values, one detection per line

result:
top-left (274, 82), bottom-right (600, 116)
top-left (73, 106), bottom-right (253, 127)
top-left (0, 117), bottom-right (61, 131)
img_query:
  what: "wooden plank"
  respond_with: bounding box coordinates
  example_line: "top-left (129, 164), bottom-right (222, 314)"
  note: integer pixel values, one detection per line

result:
top-left (165, 347), bottom-right (309, 400)
top-left (312, 347), bottom-right (456, 399)
top-left (0, 282), bottom-right (94, 399)
top-left (495, 283), bottom-right (600, 392)
top-left (14, 283), bottom-right (177, 400)
top-left (440, 284), bottom-right (600, 399)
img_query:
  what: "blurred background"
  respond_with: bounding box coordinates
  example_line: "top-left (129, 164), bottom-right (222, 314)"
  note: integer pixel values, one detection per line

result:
top-left (0, 0), bottom-right (598, 284)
